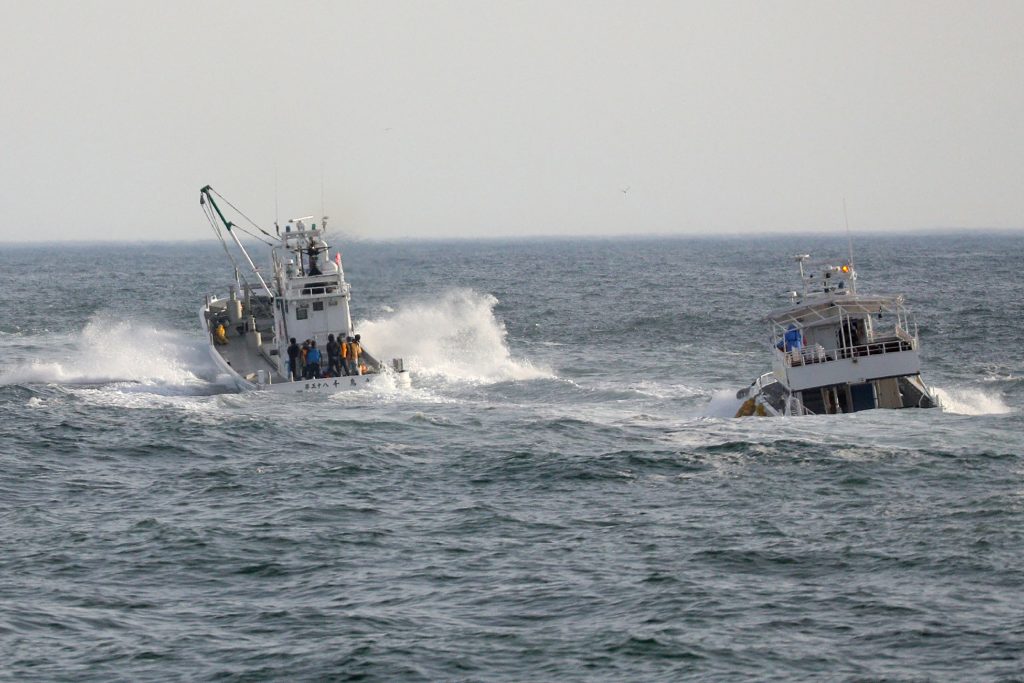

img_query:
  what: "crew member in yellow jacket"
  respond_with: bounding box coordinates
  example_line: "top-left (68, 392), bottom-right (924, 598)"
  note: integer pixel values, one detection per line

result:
top-left (339, 336), bottom-right (350, 375)
top-left (346, 335), bottom-right (362, 375)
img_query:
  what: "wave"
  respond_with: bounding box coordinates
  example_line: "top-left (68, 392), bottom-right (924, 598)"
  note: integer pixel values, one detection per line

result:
top-left (933, 386), bottom-right (1014, 416)
top-left (355, 288), bottom-right (551, 384)
top-left (0, 291), bottom-right (549, 395)
top-left (701, 389), bottom-right (746, 418)
top-left (0, 314), bottom-right (217, 393)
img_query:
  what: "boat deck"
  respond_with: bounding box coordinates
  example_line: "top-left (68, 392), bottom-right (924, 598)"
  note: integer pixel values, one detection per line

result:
top-left (214, 335), bottom-right (282, 382)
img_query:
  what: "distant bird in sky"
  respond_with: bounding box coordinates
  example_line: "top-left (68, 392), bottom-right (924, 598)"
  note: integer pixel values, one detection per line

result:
top-left (621, 185), bottom-right (631, 197)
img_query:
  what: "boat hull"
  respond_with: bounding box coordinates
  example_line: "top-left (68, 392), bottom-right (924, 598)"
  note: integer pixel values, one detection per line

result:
top-left (200, 303), bottom-right (409, 395)
top-left (736, 372), bottom-right (938, 417)
top-left (245, 371), bottom-right (409, 394)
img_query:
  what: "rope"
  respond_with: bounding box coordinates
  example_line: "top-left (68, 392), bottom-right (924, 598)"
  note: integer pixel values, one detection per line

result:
top-left (230, 222), bottom-right (276, 247)
top-left (201, 188), bottom-right (276, 302)
top-left (210, 188), bottom-right (279, 241)
top-left (203, 201), bottom-right (242, 276)
top-left (203, 200), bottom-right (260, 296)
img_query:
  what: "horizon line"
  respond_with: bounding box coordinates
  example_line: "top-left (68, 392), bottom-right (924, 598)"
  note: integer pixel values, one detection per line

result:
top-left (1, 225), bottom-right (1022, 247)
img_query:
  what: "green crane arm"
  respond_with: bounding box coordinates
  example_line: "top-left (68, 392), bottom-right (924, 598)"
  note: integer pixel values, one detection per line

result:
top-left (199, 184), bottom-right (274, 300)
top-left (200, 185), bottom-right (233, 232)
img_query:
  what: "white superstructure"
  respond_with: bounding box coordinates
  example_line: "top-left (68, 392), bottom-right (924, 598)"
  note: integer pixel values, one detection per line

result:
top-left (736, 255), bottom-right (936, 416)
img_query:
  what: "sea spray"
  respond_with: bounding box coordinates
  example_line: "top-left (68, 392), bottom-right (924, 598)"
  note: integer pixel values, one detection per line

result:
top-left (702, 389), bottom-right (748, 419)
top-left (933, 386), bottom-right (1014, 415)
top-left (355, 289), bottom-right (551, 384)
top-left (0, 313), bottom-right (215, 390)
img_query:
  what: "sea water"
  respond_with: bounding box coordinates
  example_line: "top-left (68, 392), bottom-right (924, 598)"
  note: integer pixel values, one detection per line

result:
top-left (0, 233), bottom-right (1021, 680)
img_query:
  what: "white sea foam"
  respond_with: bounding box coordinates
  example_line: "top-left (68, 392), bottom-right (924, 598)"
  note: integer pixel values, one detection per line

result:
top-left (626, 379), bottom-right (705, 400)
top-left (0, 314), bottom-right (216, 393)
top-left (982, 373), bottom-right (1020, 383)
top-left (933, 386), bottom-right (1014, 416)
top-left (701, 389), bottom-right (746, 419)
top-left (68, 385), bottom-right (218, 412)
top-left (355, 289), bottom-right (551, 384)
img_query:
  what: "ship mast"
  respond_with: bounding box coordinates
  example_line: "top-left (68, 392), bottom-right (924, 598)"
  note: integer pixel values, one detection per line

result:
top-left (200, 185), bottom-right (274, 299)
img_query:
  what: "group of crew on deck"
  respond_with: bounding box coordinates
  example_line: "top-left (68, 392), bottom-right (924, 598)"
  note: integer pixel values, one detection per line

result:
top-left (286, 333), bottom-right (367, 381)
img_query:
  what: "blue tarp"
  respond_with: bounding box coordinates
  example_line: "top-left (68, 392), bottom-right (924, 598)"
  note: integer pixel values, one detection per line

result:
top-left (783, 325), bottom-right (802, 351)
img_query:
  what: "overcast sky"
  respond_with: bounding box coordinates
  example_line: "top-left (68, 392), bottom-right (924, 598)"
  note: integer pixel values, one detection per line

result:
top-left (1, 1), bottom-right (1022, 242)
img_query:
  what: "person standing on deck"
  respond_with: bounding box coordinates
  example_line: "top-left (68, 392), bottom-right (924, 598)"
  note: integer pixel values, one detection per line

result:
top-left (287, 338), bottom-right (300, 381)
top-left (326, 334), bottom-right (341, 377)
top-left (306, 341), bottom-right (322, 379)
top-left (342, 336), bottom-right (353, 375)
top-left (349, 334), bottom-right (363, 375)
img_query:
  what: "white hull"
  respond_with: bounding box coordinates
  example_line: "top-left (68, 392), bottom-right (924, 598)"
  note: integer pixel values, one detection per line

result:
top-left (200, 303), bottom-right (409, 395)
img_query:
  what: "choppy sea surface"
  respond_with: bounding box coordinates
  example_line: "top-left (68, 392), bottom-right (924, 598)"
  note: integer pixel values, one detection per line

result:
top-left (1, 233), bottom-right (1022, 681)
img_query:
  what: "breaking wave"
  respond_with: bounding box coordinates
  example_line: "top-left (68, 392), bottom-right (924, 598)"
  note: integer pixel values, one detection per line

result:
top-left (933, 386), bottom-right (1014, 416)
top-left (355, 289), bottom-right (551, 384)
top-left (0, 315), bottom-right (216, 392)
top-left (702, 389), bottom-right (747, 418)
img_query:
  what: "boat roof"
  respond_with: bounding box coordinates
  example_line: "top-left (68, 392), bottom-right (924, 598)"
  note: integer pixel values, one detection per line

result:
top-left (766, 293), bottom-right (905, 324)
top-left (764, 254), bottom-right (911, 325)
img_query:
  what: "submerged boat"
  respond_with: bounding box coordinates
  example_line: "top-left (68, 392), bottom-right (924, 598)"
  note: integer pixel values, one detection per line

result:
top-left (736, 254), bottom-right (937, 417)
top-left (198, 185), bottom-right (409, 394)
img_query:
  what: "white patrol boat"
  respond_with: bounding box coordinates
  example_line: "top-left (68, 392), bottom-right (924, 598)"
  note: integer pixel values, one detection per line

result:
top-left (736, 254), bottom-right (937, 417)
top-left (198, 185), bottom-right (409, 394)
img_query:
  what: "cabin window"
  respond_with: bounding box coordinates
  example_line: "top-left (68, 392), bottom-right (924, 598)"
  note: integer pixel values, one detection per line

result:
top-left (296, 307), bottom-right (308, 320)
top-left (313, 301), bottom-right (324, 312)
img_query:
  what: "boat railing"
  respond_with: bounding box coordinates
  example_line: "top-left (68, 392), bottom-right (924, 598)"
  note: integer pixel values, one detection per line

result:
top-left (894, 325), bottom-right (916, 344)
top-left (282, 275), bottom-right (347, 298)
top-left (835, 337), bottom-right (914, 360)
top-left (295, 284), bottom-right (341, 297)
top-left (782, 344), bottom-right (828, 367)
top-left (784, 336), bottom-right (914, 367)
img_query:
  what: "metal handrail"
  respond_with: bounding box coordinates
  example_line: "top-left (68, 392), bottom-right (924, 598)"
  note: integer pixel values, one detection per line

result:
top-left (783, 336), bottom-right (914, 367)
top-left (835, 338), bottom-right (913, 360)
top-left (294, 285), bottom-right (341, 297)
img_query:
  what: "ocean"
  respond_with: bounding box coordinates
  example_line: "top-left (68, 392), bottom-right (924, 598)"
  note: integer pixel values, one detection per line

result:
top-left (1, 233), bottom-right (1022, 681)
